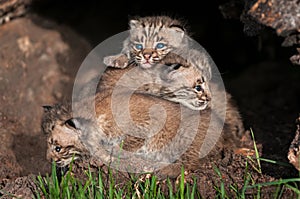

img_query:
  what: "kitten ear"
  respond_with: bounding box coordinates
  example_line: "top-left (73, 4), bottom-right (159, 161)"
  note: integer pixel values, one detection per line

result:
top-left (129, 19), bottom-right (141, 29)
top-left (170, 24), bottom-right (185, 37)
top-left (170, 24), bottom-right (185, 33)
top-left (42, 105), bottom-right (53, 112)
top-left (65, 118), bottom-right (81, 130)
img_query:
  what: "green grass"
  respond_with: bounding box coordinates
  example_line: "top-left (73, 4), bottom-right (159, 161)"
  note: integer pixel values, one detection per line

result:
top-left (34, 163), bottom-right (200, 199)
top-left (212, 128), bottom-right (300, 198)
top-left (33, 158), bottom-right (300, 199)
top-left (3, 129), bottom-right (300, 198)
top-left (33, 154), bottom-right (300, 198)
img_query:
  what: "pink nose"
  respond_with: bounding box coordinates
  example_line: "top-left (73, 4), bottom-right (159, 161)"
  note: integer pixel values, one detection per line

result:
top-left (143, 53), bottom-right (151, 60)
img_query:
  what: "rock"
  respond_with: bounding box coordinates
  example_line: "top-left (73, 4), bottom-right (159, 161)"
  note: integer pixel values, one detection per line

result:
top-left (288, 116), bottom-right (300, 171)
top-left (0, 13), bottom-right (91, 188)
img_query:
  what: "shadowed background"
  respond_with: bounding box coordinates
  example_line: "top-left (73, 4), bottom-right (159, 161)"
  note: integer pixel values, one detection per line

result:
top-left (1, 0), bottom-right (300, 182)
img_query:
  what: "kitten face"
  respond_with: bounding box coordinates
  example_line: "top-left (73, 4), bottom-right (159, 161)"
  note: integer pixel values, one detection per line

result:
top-left (162, 69), bottom-right (211, 110)
top-left (128, 16), bottom-right (186, 69)
top-left (184, 76), bottom-right (210, 110)
top-left (45, 117), bottom-right (89, 167)
top-left (155, 52), bottom-right (212, 111)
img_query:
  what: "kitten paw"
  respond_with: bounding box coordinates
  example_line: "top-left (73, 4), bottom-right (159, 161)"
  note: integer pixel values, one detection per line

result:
top-left (103, 54), bottom-right (129, 69)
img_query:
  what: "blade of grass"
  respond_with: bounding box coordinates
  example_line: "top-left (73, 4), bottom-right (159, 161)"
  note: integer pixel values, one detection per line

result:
top-left (108, 169), bottom-right (115, 199)
top-left (250, 128), bottom-right (262, 174)
top-left (180, 166), bottom-right (185, 199)
top-left (283, 184), bottom-right (300, 195)
top-left (97, 168), bottom-right (104, 198)
top-left (51, 162), bottom-right (60, 198)
top-left (259, 158), bottom-right (293, 167)
top-left (213, 165), bottom-right (227, 198)
top-left (167, 178), bottom-right (174, 199)
top-left (273, 184), bottom-right (284, 199)
top-left (240, 173), bottom-right (251, 199)
top-left (256, 184), bottom-right (261, 199)
top-left (36, 175), bottom-right (48, 197)
top-left (229, 184), bottom-right (241, 198)
top-left (190, 177), bottom-right (197, 199)
top-left (185, 183), bottom-right (190, 199)
top-left (150, 175), bottom-right (157, 198)
top-left (247, 178), bottom-right (300, 189)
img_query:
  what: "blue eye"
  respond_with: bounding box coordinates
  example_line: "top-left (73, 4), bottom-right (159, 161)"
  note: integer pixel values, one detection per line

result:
top-left (156, 43), bottom-right (165, 49)
top-left (195, 85), bottom-right (203, 92)
top-left (135, 44), bottom-right (143, 50)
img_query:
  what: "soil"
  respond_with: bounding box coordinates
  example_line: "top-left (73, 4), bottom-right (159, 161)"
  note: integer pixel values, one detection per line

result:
top-left (1, 1), bottom-right (300, 198)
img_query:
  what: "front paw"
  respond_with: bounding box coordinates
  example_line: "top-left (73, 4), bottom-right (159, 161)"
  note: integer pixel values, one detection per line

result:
top-left (103, 54), bottom-right (129, 68)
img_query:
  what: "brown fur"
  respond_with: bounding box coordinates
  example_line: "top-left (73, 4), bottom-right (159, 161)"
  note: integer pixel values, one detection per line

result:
top-left (97, 85), bottom-right (243, 177)
top-left (43, 48), bottom-right (244, 179)
top-left (100, 52), bottom-right (212, 111)
top-left (43, 74), bottom-right (244, 179)
top-left (42, 104), bottom-right (90, 167)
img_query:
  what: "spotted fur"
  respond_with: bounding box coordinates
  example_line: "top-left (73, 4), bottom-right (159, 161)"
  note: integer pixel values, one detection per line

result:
top-left (101, 50), bottom-right (213, 111)
top-left (103, 15), bottom-right (188, 69)
top-left (150, 50), bottom-right (212, 110)
top-left (43, 88), bottom-right (244, 178)
top-left (42, 104), bottom-right (90, 167)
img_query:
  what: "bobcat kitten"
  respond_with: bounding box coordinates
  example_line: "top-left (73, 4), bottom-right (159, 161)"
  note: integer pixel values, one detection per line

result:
top-left (103, 15), bottom-right (188, 69)
top-left (137, 51), bottom-right (212, 110)
top-left (100, 49), bottom-right (212, 111)
top-left (43, 86), bottom-right (244, 178)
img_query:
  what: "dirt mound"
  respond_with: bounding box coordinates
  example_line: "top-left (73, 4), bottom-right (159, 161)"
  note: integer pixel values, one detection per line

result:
top-left (0, 13), bottom-right (90, 196)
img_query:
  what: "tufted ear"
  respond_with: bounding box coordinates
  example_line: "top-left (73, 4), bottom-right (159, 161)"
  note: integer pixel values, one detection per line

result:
top-left (170, 24), bottom-right (185, 33)
top-left (42, 105), bottom-right (53, 112)
top-left (129, 19), bottom-right (141, 29)
top-left (169, 24), bottom-right (185, 39)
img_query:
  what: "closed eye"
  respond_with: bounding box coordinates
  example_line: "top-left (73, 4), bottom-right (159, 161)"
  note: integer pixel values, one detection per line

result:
top-left (163, 63), bottom-right (182, 69)
top-left (172, 63), bottom-right (181, 70)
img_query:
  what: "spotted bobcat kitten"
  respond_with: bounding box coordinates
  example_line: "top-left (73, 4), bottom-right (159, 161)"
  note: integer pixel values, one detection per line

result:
top-left (136, 50), bottom-right (212, 110)
top-left (42, 103), bottom-right (124, 167)
top-left (100, 49), bottom-right (212, 111)
top-left (42, 103), bottom-right (90, 167)
top-left (43, 87), bottom-right (244, 178)
top-left (103, 15), bottom-right (188, 69)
